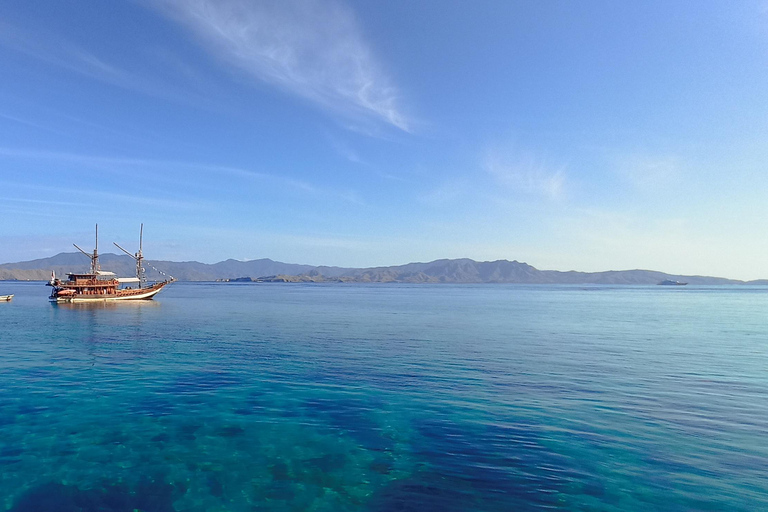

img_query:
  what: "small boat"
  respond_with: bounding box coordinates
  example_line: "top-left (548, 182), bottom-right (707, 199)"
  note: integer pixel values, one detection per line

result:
top-left (658, 279), bottom-right (687, 286)
top-left (0, 295), bottom-right (13, 301)
top-left (47, 224), bottom-right (174, 303)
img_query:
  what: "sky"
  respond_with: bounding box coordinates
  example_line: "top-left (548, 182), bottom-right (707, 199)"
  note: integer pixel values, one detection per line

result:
top-left (1, 1), bottom-right (768, 279)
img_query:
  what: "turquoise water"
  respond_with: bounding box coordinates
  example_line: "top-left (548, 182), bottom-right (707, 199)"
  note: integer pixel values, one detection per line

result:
top-left (0, 282), bottom-right (767, 511)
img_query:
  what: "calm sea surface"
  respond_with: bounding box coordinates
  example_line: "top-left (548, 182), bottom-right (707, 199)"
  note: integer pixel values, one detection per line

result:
top-left (0, 281), bottom-right (766, 511)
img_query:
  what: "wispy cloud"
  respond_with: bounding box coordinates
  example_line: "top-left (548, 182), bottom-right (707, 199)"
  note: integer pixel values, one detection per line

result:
top-left (326, 133), bottom-right (368, 165)
top-left (0, 112), bottom-right (58, 133)
top-left (0, 20), bottom-right (216, 107)
top-left (0, 21), bottom-right (145, 92)
top-left (150, 0), bottom-right (409, 131)
top-left (485, 150), bottom-right (566, 200)
top-left (0, 181), bottom-right (200, 211)
top-left (0, 196), bottom-right (84, 208)
top-left (0, 147), bottom-right (365, 205)
top-left (324, 132), bottom-right (411, 181)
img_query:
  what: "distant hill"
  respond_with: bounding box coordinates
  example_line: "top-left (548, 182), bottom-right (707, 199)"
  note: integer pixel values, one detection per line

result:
top-left (313, 258), bottom-right (743, 285)
top-left (0, 253), bottom-right (351, 282)
top-left (0, 252), bottom-right (759, 284)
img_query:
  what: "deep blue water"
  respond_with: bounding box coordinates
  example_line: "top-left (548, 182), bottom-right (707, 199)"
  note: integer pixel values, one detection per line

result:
top-left (0, 281), bottom-right (767, 511)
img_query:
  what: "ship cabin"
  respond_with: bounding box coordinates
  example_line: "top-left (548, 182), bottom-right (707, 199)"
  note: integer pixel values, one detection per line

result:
top-left (51, 271), bottom-right (144, 296)
top-left (60, 271), bottom-right (120, 296)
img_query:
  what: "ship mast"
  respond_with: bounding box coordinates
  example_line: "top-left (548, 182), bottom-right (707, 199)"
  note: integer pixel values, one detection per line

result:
top-left (73, 223), bottom-right (100, 274)
top-left (114, 223), bottom-right (146, 288)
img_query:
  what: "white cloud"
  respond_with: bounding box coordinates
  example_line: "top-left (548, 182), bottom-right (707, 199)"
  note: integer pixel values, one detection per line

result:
top-left (151, 0), bottom-right (409, 131)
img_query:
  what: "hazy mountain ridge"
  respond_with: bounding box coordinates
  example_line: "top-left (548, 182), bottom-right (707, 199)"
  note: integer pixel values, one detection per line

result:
top-left (0, 253), bottom-right (333, 282)
top-left (0, 252), bottom-right (758, 284)
top-left (330, 259), bottom-right (742, 284)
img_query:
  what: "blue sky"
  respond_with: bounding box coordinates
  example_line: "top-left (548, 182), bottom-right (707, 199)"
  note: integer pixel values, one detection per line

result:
top-left (1, 1), bottom-right (768, 279)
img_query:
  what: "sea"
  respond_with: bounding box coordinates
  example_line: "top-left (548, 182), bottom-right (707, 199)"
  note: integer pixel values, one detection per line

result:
top-left (0, 281), bottom-right (766, 511)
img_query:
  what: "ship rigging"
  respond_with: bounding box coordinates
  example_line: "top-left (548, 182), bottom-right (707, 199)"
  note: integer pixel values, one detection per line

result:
top-left (47, 224), bottom-right (174, 303)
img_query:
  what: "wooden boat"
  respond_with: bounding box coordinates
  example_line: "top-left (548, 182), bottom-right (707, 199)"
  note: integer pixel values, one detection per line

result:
top-left (0, 295), bottom-right (13, 301)
top-left (47, 224), bottom-right (174, 303)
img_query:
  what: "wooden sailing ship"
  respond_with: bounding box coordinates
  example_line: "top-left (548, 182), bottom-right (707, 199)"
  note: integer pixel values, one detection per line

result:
top-left (47, 224), bottom-right (174, 303)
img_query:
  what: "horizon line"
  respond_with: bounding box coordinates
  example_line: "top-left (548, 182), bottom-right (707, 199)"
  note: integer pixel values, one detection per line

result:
top-left (1, 250), bottom-right (764, 283)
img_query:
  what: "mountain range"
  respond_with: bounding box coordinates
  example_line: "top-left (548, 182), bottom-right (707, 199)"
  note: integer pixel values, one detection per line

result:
top-left (1, 253), bottom-right (765, 285)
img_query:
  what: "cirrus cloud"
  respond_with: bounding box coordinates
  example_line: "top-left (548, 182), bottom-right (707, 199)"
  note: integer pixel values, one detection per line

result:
top-left (150, 0), bottom-right (410, 132)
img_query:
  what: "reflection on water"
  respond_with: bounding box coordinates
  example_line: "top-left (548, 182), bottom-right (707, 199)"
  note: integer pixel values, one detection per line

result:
top-left (51, 300), bottom-right (162, 309)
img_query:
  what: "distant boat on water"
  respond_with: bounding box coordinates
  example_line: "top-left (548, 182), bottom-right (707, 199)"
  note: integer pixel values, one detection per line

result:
top-left (0, 294), bottom-right (13, 301)
top-left (658, 279), bottom-right (687, 286)
top-left (47, 224), bottom-right (174, 303)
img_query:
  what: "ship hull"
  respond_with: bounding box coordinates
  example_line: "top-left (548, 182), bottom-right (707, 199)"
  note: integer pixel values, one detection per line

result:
top-left (51, 281), bottom-right (170, 303)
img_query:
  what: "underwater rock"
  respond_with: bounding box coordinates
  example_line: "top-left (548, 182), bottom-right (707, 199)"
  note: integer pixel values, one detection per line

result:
top-left (10, 478), bottom-right (183, 512)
